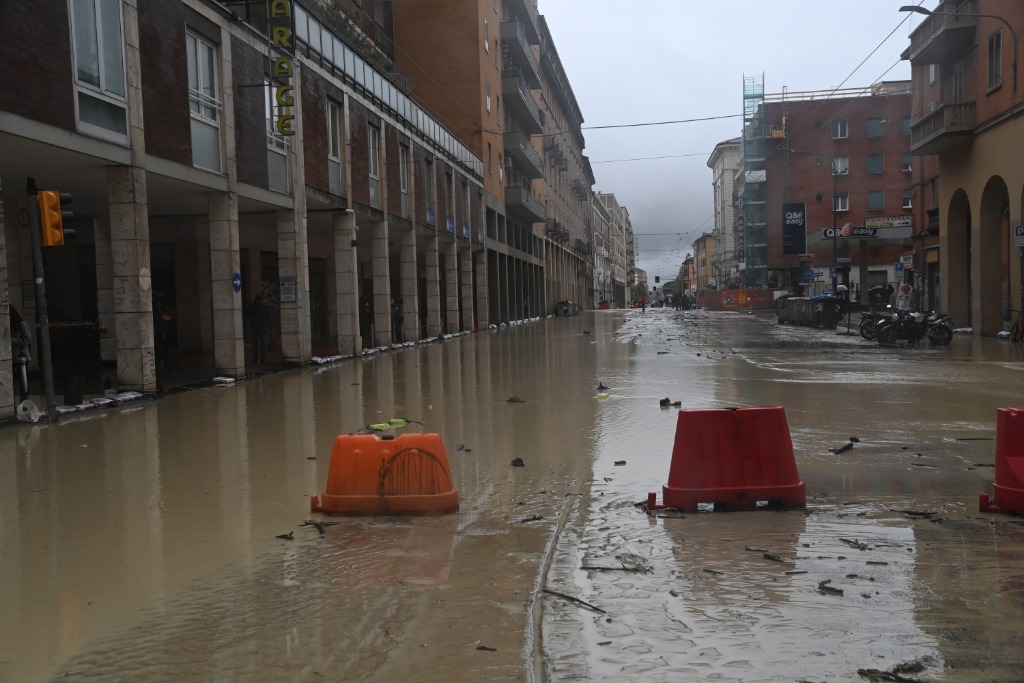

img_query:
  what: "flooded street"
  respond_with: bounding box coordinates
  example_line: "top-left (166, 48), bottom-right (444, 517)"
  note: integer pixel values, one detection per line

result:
top-left (2, 310), bottom-right (1023, 682)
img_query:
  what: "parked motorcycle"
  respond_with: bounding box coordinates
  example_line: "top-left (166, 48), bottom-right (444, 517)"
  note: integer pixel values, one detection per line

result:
top-left (858, 306), bottom-right (892, 341)
top-left (876, 309), bottom-right (955, 346)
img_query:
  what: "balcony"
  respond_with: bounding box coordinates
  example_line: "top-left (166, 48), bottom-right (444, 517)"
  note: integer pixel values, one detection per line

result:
top-left (504, 130), bottom-right (544, 179)
top-left (505, 185), bottom-right (545, 224)
top-left (501, 20), bottom-right (541, 89)
top-left (504, 0), bottom-right (540, 44)
top-left (910, 101), bottom-right (976, 154)
top-left (502, 69), bottom-right (544, 134)
top-left (903, 0), bottom-right (977, 66)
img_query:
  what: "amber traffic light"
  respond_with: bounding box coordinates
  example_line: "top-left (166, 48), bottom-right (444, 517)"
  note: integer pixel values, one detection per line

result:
top-left (37, 190), bottom-right (73, 247)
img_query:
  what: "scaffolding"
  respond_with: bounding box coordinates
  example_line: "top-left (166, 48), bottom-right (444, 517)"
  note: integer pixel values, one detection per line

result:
top-left (741, 74), bottom-right (768, 288)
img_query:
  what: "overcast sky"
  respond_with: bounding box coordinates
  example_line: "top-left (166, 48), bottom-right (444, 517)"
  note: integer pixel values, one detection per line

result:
top-left (540, 0), bottom-right (929, 284)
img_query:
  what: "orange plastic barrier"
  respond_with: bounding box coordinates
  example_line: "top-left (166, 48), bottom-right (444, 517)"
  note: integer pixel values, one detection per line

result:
top-left (311, 433), bottom-right (459, 516)
top-left (648, 406), bottom-right (805, 512)
top-left (980, 408), bottom-right (1024, 514)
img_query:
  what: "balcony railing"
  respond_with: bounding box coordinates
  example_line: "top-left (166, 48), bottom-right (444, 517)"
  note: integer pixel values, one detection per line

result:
top-left (502, 69), bottom-right (543, 134)
top-left (505, 186), bottom-right (545, 224)
top-left (910, 101), bottom-right (976, 154)
top-left (503, 130), bottom-right (543, 179)
top-left (904, 0), bottom-right (977, 65)
top-left (504, 0), bottom-right (540, 44)
top-left (500, 20), bottom-right (541, 89)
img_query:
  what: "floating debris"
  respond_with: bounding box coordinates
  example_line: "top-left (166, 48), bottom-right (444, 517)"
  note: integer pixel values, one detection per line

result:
top-left (831, 442), bottom-right (854, 454)
top-left (476, 645), bottom-right (497, 652)
top-left (818, 579), bottom-right (844, 596)
top-left (521, 514), bottom-right (543, 523)
top-left (511, 457), bottom-right (525, 467)
top-left (596, 382), bottom-right (610, 391)
top-left (614, 460), bottom-right (626, 466)
top-left (840, 538), bottom-right (871, 551)
top-left (275, 531), bottom-right (294, 540)
top-left (506, 394), bottom-right (525, 404)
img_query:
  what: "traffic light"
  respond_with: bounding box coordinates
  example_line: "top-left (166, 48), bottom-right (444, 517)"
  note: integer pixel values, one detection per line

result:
top-left (37, 190), bottom-right (73, 247)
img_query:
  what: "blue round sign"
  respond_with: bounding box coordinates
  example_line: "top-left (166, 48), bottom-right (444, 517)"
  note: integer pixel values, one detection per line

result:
top-left (232, 272), bottom-right (242, 293)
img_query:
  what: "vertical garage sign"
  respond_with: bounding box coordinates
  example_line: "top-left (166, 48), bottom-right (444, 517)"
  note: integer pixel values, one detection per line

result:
top-left (269, 0), bottom-right (296, 136)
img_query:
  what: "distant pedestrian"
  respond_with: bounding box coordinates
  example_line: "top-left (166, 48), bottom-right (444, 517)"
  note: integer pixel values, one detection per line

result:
top-left (391, 297), bottom-right (404, 344)
top-left (359, 297), bottom-right (373, 346)
top-left (153, 292), bottom-right (174, 390)
top-left (246, 294), bottom-right (271, 364)
top-left (641, 295), bottom-right (646, 313)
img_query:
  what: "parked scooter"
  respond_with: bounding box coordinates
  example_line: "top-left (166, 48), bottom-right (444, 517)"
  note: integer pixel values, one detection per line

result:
top-left (876, 309), bottom-right (955, 346)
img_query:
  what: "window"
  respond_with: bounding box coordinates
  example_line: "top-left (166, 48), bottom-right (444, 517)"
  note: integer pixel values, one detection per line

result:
top-left (487, 142), bottom-right (493, 174)
top-left (832, 156), bottom-right (849, 175)
top-left (834, 192), bottom-right (849, 212)
top-left (327, 100), bottom-right (343, 195)
top-left (485, 80), bottom-right (491, 112)
top-left (445, 172), bottom-right (454, 231)
top-left (902, 152), bottom-right (913, 172)
top-left (368, 125), bottom-right (381, 209)
top-left (424, 159), bottom-right (435, 223)
top-left (988, 30), bottom-right (1003, 90)
top-left (867, 154), bottom-right (884, 174)
top-left (866, 117), bottom-right (884, 137)
top-left (70, 0), bottom-right (128, 139)
top-left (952, 62), bottom-right (965, 102)
top-left (901, 115), bottom-right (911, 135)
top-left (483, 18), bottom-right (489, 53)
top-left (928, 178), bottom-right (938, 210)
top-left (903, 189), bottom-right (914, 209)
top-left (265, 79), bottom-right (289, 192)
top-left (399, 145), bottom-right (410, 218)
top-left (498, 153), bottom-right (504, 183)
top-left (928, 63), bottom-right (937, 84)
top-left (831, 119), bottom-right (848, 139)
top-left (867, 191), bottom-right (885, 210)
top-left (187, 31), bottom-right (221, 171)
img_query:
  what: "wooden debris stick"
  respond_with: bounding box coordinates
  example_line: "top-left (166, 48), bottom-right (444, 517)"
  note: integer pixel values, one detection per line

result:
top-left (542, 588), bottom-right (606, 613)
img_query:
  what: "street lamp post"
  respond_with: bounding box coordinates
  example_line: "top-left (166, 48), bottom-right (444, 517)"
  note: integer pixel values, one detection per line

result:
top-left (900, 5), bottom-right (1017, 98)
top-left (785, 148), bottom-right (840, 294)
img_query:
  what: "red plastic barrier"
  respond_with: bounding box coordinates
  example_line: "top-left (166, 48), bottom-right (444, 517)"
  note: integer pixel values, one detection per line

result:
top-left (980, 408), bottom-right (1024, 514)
top-left (651, 407), bottom-right (805, 512)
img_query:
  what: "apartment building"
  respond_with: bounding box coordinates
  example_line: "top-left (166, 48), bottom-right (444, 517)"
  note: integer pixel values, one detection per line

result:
top-left (692, 232), bottom-right (716, 293)
top-left (538, 16), bottom-right (595, 311)
top-left (0, 0), bottom-right (493, 417)
top-left (707, 137), bottom-right (741, 289)
top-left (739, 83), bottom-right (934, 300)
top-left (903, 0), bottom-right (1024, 335)
top-left (598, 192), bottom-right (631, 308)
top-left (389, 0), bottom-right (593, 319)
top-left (591, 193), bottom-right (613, 305)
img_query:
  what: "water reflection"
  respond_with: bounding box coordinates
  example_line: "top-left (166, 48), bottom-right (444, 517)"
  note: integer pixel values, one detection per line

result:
top-left (3, 310), bottom-right (1023, 682)
top-left (1, 319), bottom-right (606, 682)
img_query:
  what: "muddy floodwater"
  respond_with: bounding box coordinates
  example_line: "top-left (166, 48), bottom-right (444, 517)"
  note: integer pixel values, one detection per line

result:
top-left (2, 310), bottom-right (1023, 682)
